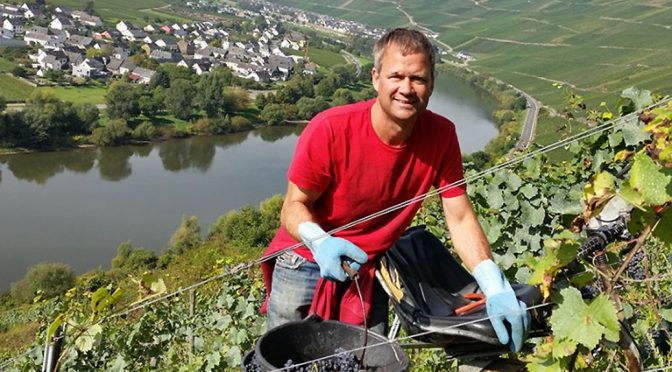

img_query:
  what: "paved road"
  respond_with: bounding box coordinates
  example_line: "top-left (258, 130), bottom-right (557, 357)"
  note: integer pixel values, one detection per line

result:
top-left (340, 50), bottom-right (362, 75)
top-left (516, 93), bottom-right (540, 150)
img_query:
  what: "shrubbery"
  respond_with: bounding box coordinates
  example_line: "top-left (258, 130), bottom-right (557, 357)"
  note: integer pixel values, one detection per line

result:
top-left (111, 241), bottom-right (158, 271)
top-left (209, 195), bottom-right (282, 248)
top-left (10, 262), bottom-right (76, 304)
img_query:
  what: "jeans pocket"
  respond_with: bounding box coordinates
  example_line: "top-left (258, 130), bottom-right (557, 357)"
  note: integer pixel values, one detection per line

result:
top-left (275, 251), bottom-right (306, 270)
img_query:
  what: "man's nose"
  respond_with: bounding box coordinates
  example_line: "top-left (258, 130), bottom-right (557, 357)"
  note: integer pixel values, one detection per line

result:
top-left (399, 78), bottom-right (413, 94)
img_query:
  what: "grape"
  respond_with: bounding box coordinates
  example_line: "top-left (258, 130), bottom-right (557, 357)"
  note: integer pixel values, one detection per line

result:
top-left (281, 348), bottom-right (361, 372)
top-left (626, 250), bottom-right (647, 280)
top-left (580, 285), bottom-right (600, 300)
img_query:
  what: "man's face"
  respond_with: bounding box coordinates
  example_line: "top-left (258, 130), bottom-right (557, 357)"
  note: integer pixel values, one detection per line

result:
top-left (372, 43), bottom-right (434, 126)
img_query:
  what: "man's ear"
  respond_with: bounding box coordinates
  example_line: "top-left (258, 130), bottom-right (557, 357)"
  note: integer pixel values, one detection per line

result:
top-left (371, 67), bottom-right (380, 92)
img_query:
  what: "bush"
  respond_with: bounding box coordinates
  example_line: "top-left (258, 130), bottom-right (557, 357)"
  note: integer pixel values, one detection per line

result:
top-left (209, 195), bottom-right (283, 247)
top-left (111, 241), bottom-right (158, 271)
top-left (168, 216), bottom-right (202, 255)
top-left (131, 121), bottom-right (159, 140)
top-left (230, 116), bottom-right (252, 131)
top-left (90, 119), bottom-right (129, 146)
top-left (10, 262), bottom-right (76, 303)
top-left (190, 117), bottom-right (218, 135)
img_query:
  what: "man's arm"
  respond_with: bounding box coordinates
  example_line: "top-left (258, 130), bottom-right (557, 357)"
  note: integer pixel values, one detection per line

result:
top-left (280, 181), bottom-right (323, 241)
top-left (441, 193), bottom-right (492, 270)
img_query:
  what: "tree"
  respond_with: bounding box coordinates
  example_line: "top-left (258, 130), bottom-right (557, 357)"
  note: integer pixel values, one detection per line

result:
top-left (260, 103), bottom-right (293, 125)
top-left (197, 70), bottom-right (228, 117)
top-left (331, 88), bottom-right (355, 106)
top-left (332, 64), bottom-right (357, 86)
top-left (131, 121), bottom-right (159, 140)
top-left (84, 0), bottom-right (95, 14)
top-left (296, 96), bottom-right (329, 120)
top-left (106, 82), bottom-right (141, 120)
top-left (164, 78), bottom-right (195, 120)
top-left (11, 65), bottom-right (27, 78)
top-left (0, 95), bottom-right (5, 112)
top-left (75, 103), bottom-right (100, 132)
top-left (358, 62), bottom-right (374, 83)
top-left (167, 216), bottom-right (202, 255)
top-left (90, 119), bottom-right (129, 146)
top-left (315, 75), bottom-right (338, 98)
top-left (10, 262), bottom-right (76, 304)
top-left (111, 241), bottom-right (157, 271)
top-left (221, 87), bottom-right (251, 113)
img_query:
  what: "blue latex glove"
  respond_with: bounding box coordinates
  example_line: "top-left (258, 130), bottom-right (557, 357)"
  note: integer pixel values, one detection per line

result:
top-left (472, 259), bottom-right (530, 352)
top-left (298, 222), bottom-right (368, 282)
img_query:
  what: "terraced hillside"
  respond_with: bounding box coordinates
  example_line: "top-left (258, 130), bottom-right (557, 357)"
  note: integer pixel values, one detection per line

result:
top-left (273, 0), bottom-right (672, 108)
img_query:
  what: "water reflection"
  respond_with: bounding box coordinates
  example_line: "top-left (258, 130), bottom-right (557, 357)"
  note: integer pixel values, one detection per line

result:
top-left (0, 127), bottom-right (302, 185)
top-left (98, 146), bottom-right (133, 181)
top-left (162, 137), bottom-right (219, 172)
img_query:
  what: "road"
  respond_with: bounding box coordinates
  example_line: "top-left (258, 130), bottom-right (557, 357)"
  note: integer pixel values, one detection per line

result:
top-left (340, 50), bottom-right (361, 75)
top-left (512, 93), bottom-right (540, 154)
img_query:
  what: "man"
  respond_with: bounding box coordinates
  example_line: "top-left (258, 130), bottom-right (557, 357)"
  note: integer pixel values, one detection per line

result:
top-left (261, 28), bottom-right (529, 352)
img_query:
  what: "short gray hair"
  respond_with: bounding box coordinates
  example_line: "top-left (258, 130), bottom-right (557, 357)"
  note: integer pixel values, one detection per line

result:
top-left (372, 28), bottom-right (436, 77)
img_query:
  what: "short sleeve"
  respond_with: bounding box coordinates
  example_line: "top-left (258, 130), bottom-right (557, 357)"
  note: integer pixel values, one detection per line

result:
top-left (435, 124), bottom-right (466, 198)
top-left (287, 116), bottom-right (333, 192)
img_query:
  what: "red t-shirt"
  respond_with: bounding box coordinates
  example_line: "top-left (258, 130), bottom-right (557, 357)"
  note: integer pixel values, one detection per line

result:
top-left (265, 98), bottom-right (466, 260)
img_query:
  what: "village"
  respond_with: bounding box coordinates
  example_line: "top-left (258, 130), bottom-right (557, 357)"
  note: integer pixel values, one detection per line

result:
top-left (0, 0), bottom-right (379, 89)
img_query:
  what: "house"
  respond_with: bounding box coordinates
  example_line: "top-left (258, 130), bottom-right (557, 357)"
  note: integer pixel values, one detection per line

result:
top-left (269, 54), bottom-right (294, 75)
top-left (115, 21), bottom-right (131, 33)
top-left (71, 11), bottom-right (102, 27)
top-left (122, 29), bottom-right (146, 42)
top-left (303, 62), bottom-right (317, 75)
top-left (53, 6), bottom-right (72, 15)
top-left (191, 60), bottom-right (211, 75)
top-left (129, 66), bottom-right (155, 84)
top-left (112, 47), bottom-right (129, 59)
top-left (154, 37), bottom-right (178, 51)
top-left (194, 46), bottom-right (213, 60)
top-left (160, 25), bottom-right (171, 33)
top-left (40, 50), bottom-right (68, 71)
top-left (173, 29), bottom-right (187, 38)
top-left (63, 47), bottom-right (85, 66)
top-left (248, 69), bottom-right (270, 83)
top-left (456, 51), bottom-right (474, 62)
top-left (50, 14), bottom-right (75, 30)
top-left (149, 49), bottom-right (178, 63)
top-left (21, 4), bottom-right (42, 19)
top-left (3, 17), bottom-right (25, 35)
top-left (143, 24), bottom-right (156, 33)
top-left (119, 59), bottom-right (135, 75)
top-left (66, 34), bottom-right (94, 49)
top-left (177, 39), bottom-right (194, 55)
top-left (72, 58), bottom-right (106, 77)
top-left (281, 31), bottom-right (306, 50)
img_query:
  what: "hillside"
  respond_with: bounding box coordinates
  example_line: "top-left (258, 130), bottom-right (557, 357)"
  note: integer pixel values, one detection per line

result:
top-left (271, 0), bottom-right (672, 108)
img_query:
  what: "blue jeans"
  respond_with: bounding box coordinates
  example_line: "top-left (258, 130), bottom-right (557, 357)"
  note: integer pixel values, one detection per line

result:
top-left (266, 250), bottom-right (389, 335)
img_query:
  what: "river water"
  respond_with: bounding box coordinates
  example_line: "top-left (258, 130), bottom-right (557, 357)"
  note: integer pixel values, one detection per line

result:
top-left (0, 72), bottom-right (498, 291)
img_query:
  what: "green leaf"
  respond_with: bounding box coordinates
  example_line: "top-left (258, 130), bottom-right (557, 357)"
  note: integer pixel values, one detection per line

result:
top-left (519, 184), bottom-right (538, 200)
top-left (204, 351), bottom-right (221, 371)
top-left (214, 314), bottom-right (232, 331)
top-left (550, 288), bottom-right (619, 349)
top-left (481, 218), bottom-right (503, 243)
top-left (660, 308), bottom-right (672, 323)
top-left (608, 131), bottom-right (623, 147)
top-left (652, 212), bottom-right (672, 244)
top-left (91, 287), bottom-right (110, 312)
top-left (150, 278), bottom-right (167, 295)
top-left (106, 355), bottom-right (128, 372)
top-left (521, 200), bottom-right (545, 227)
top-left (587, 294), bottom-right (620, 342)
top-left (486, 183), bottom-right (504, 210)
top-left (75, 324), bottom-right (103, 352)
top-left (621, 87), bottom-right (653, 111)
top-left (47, 314), bottom-right (65, 340)
top-left (619, 182), bottom-right (645, 207)
top-left (224, 345), bottom-right (242, 366)
top-left (629, 153), bottom-right (672, 206)
top-left (552, 337), bottom-right (578, 358)
top-left (621, 117), bottom-right (650, 146)
top-left (505, 172), bottom-right (523, 190)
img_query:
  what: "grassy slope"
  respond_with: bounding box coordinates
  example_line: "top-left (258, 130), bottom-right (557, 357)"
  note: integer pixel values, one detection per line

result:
top-left (47, 0), bottom-right (166, 25)
top-left (43, 86), bottom-right (108, 105)
top-left (273, 0), bottom-right (672, 110)
top-left (0, 74), bottom-right (34, 101)
top-left (0, 58), bottom-right (16, 73)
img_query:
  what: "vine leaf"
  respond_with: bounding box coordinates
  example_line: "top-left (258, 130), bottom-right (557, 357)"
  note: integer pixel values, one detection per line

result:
top-left (628, 152), bottom-right (672, 206)
top-left (582, 171), bottom-right (616, 219)
top-left (552, 337), bottom-right (577, 358)
top-left (106, 355), bottom-right (128, 372)
top-left (550, 288), bottom-right (619, 350)
top-left (75, 324), bottom-right (103, 352)
top-left (621, 87), bottom-right (653, 111)
top-left (660, 309), bottom-right (672, 323)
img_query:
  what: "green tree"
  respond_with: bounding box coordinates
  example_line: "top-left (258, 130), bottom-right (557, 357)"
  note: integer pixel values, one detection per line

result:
top-left (106, 81), bottom-right (141, 120)
top-left (221, 87), bottom-right (251, 113)
top-left (75, 103), bottom-right (100, 132)
top-left (10, 262), bottom-right (76, 304)
top-left (260, 103), bottom-right (294, 125)
top-left (111, 241), bottom-right (157, 271)
top-left (296, 96), bottom-right (329, 120)
top-left (84, 0), bottom-right (95, 14)
top-left (198, 70), bottom-right (228, 117)
top-left (90, 119), bottom-right (129, 146)
top-left (164, 79), bottom-right (196, 120)
top-left (315, 75), bottom-right (338, 98)
top-left (167, 216), bottom-right (202, 255)
top-left (131, 121), bottom-right (159, 140)
top-left (358, 62), bottom-right (373, 83)
top-left (0, 95), bottom-right (6, 112)
top-left (331, 88), bottom-right (355, 106)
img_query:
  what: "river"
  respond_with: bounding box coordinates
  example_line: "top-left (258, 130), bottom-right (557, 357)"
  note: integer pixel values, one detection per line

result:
top-left (0, 72), bottom-right (498, 291)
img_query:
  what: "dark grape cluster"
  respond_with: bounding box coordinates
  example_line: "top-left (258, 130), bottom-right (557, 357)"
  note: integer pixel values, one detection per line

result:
top-left (282, 348), bottom-right (361, 372)
top-left (626, 249), bottom-right (647, 280)
top-left (580, 285), bottom-right (600, 300)
top-left (243, 355), bottom-right (262, 372)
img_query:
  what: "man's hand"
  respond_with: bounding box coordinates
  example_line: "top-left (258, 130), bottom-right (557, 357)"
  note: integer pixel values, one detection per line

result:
top-left (298, 222), bottom-right (368, 282)
top-left (472, 259), bottom-right (530, 352)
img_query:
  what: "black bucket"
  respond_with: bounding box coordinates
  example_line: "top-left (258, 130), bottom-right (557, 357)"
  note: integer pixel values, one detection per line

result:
top-left (254, 316), bottom-right (409, 371)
